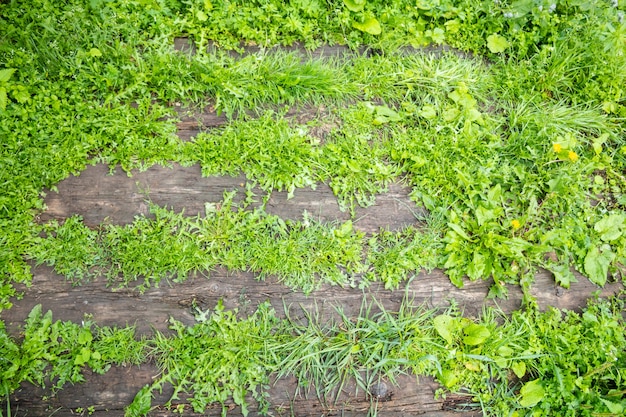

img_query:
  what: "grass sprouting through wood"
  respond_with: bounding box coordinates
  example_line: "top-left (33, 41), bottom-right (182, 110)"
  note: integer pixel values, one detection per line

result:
top-left (1, 1), bottom-right (626, 414)
top-left (2, 296), bottom-right (624, 416)
top-left (29, 196), bottom-right (369, 294)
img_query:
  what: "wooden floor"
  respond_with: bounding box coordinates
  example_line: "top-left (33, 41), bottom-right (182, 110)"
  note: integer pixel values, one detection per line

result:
top-left (3, 41), bottom-right (624, 417)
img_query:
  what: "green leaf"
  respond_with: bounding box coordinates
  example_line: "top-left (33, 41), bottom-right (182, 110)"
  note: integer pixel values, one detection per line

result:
top-left (418, 104), bottom-right (437, 119)
top-left (74, 347), bottom-right (91, 365)
top-left (466, 108), bottom-right (483, 123)
top-left (343, 0), bottom-right (366, 12)
top-left (492, 236), bottom-right (531, 258)
top-left (582, 311), bottom-right (598, 323)
top-left (416, 0), bottom-right (439, 10)
top-left (519, 379), bottom-right (545, 407)
top-left (11, 86), bottom-right (30, 103)
top-left (497, 346), bottom-right (513, 357)
top-left (233, 386), bottom-right (244, 406)
top-left (467, 250), bottom-right (488, 281)
top-left (88, 48), bottom-right (102, 57)
top-left (475, 205), bottom-right (496, 226)
top-left (584, 245), bottom-right (615, 286)
top-left (0, 87), bottom-right (7, 111)
top-left (373, 105), bottom-right (401, 124)
top-left (463, 323), bottom-right (491, 346)
top-left (486, 34), bottom-right (510, 53)
top-left (126, 385), bottom-right (153, 417)
top-left (0, 68), bottom-right (15, 83)
top-left (511, 361), bottom-right (526, 378)
top-left (594, 214), bottom-right (625, 242)
top-left (442, 107), bottom-right (460, 121)
top-left (548, 175), bottom-right (568, 194)
top-left (196, 9), bottom-right (208, 21)
top-left (445, 19), bottom-right (460, 33)
top-left (433, 314), bottom-right (458, 345)
top-left (26, 304), bottom-right (44, 324)
top-left (447, 222), bottom-right (471, 241)
top-left (448, 86), bottom-right (476, 108)
top-left (602, 101), bottom-right (618, 114)
top-left (547, 263), bottom-right (576, 289)
top-left (78, 328), bottom-right (93, 345)
top-left (431, 27), bottom-right (445, 44)
top-left (600, 398), bottom-right (624, 414)
top-left (510, 0), bottom-right (534, 16)
top-left (592, 133), bottom-right (609, 154)
top-left (439, 369), bottom-right (459, 388)
top-left (334, 220), bottom-right (353, 238)
top-left (353, 17), bottom-right (381, 35)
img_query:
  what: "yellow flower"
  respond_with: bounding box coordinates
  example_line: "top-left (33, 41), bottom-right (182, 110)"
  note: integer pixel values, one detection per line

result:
top-left (511, 219), bottom-right (521, 230)
top-left (568, 151), bottom-right (579, 162)
top-left (552, 143), bottom-right (562, 153)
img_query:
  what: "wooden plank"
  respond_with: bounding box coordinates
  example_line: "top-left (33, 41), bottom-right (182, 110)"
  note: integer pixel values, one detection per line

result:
top-left (172, 38), bottom-right (477, 61)
top-left (1, 266), bottom-right (490, 416)
top-left (174, 102), bottom-right (338, 141)
top-left (38, 163), bottom-right (422, 234)
top-left (7, 365), bottom-right (481, 417)
top-left (4, 265), bottom-right (622, 337)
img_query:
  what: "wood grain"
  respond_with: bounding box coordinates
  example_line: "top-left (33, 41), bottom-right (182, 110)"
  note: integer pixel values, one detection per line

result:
top-left (7, 365), bottom-right (482, 417)
top-left (38, 163), bottom-right (423, 234)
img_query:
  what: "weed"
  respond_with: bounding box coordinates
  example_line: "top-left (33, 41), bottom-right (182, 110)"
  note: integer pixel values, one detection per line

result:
top-left (2, 296), bottom-right (625, 416)
top-left (0, 305), bottom-right (145, 398)
top-left (130, 300), bottom-right (279, 416)
top-left (365, 226), bottom-right (440, 289)
top-left (181, 110), bottom-right (320, 196)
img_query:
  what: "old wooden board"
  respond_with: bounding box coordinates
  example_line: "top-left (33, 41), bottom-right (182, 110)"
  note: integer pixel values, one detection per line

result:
top-left (4, 161), bottom-right (624, 416)
top-left (4, 265), bottom-right (623, 338)
top-left (7, 364), bottom-right (482, 417)
top-left (172, 37), bottom-right (476, 62)
top-left (37, 163), bottom-right (422, 233)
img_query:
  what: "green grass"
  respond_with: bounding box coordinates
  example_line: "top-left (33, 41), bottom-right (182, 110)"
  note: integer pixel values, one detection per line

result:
top-left (180, 110), bottom-right (321, 195)
top-left (29, 198), bottom-right (368, 294)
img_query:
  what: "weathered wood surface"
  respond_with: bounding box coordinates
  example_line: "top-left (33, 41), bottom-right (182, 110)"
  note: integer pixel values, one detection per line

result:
top-left (172, 37), bottom-right (476, 61)
top-left (4, 264), bottom-right (623, 337)
top-left (3, 263), bottom-right (622, 417)
top-left (174, 37), bottom-right (371, 58)
top-left (7, 364), bottom-right (481, 417)
top-left (174, 101), bottom-right (338, 141)
top-left (38, 163), bottom-right (423, 233)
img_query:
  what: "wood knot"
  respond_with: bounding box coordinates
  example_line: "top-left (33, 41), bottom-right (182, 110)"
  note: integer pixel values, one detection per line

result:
top-left (369, 381), bottom-right (392, 401)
